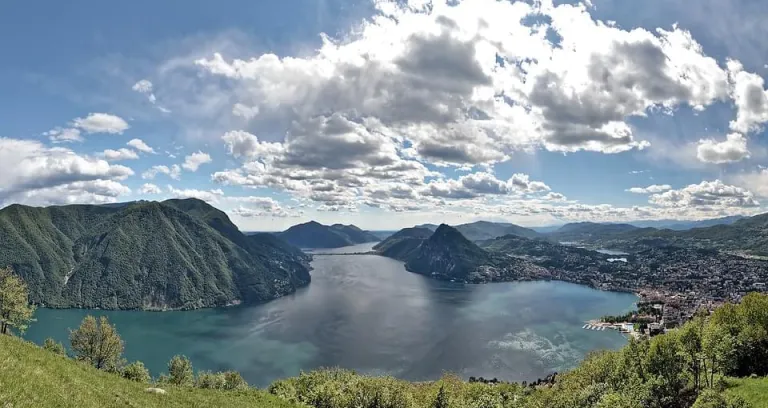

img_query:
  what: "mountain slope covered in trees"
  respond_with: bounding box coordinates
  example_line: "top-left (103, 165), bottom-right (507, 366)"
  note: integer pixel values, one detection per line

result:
top-left (276, 221), bottom-right (379, 248)
top-left (0, 199), bottom-right (311, 310)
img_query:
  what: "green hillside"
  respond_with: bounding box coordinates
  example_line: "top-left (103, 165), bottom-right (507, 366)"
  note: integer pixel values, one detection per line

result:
top-left (0, 334), bottom-right (296, 408)
top-left (0, 199), bottom-right (311, 310)
top-left (276, 221), bottom-right (379, 249)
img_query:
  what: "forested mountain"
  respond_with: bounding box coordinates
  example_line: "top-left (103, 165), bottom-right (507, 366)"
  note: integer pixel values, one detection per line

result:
top-left (276, 221), bottom-right (379, 248)
top-left (414, 221), bottom-right (540, 241)
top-left (627, 215), bottom-right (744, 230)
top-left (547, 222), bottom-right (639, 242)
top-left (0, 199), bottom-right (311, 310)
top-left (375, 225), bottom-right (542, 282)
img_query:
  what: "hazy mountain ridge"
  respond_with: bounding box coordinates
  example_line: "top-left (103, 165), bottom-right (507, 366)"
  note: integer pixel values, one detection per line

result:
top-left (414, 221), bottom-right (541, 241)
top-left (0, 199), bottom-right (311, 310)
top-left (276, 221), bottom-right (380, 248)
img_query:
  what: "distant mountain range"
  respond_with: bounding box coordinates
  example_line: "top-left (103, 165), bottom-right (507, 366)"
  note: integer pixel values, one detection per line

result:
top-left (0, 199), bottom-right (311, 310)
top-left (276, 221), bottom-right (380, 249)
top-left (375, 224), bottom-right (543, 282)
top-left (415, 221), bottom-right (541, 241)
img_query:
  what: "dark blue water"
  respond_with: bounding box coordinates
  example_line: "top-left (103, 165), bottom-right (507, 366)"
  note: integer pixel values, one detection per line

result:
top-left (25, 244), bottom-right (636, 387)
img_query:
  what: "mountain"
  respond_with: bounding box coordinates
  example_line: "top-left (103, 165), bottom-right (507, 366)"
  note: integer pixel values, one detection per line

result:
top-left (372, 227), bottom-right (433, 259)
top-left (401, 224), bottom-right (493, 281)
top-left (375, 224), bottom-right (542, 282)
top-left (626, 215), bottom-right (745, 230)
top-left (414, 221), bottom-right (540, 241)
top-left (547, 222), bottom-right (640, 242)
top-left (276, 221), bottom-right (379, 248)
top-left (0, 199), bottom-right (311, 310)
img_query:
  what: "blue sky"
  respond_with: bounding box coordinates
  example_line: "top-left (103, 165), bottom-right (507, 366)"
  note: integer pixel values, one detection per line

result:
top-left (2, 0), bottom-right (768, 230)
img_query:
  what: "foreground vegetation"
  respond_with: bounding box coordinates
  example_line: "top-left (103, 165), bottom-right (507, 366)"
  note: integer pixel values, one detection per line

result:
top-left (0, 334), bottom-right (296, 408)
top-left (4, 263), bottom-right (768, 407)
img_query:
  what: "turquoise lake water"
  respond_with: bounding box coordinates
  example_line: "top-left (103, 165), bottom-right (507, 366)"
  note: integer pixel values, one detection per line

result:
top-left (25, 243), bottom-right (637, 387)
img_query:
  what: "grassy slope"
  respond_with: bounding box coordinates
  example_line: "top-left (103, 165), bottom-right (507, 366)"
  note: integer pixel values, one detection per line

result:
top-left (726, 377), bottom-right (768, 408)
top-left (0, 335), bottom-right (297, 408)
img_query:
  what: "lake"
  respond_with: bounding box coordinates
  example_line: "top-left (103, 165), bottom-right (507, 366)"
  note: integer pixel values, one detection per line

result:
top-left (25, 243), bottom-right (637, 387)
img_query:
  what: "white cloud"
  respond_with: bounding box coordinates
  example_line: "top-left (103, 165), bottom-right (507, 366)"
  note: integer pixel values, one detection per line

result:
top-left (166, 185), bottom-right (223, 203)
top-left (728, 60), bottom-right (768, 133)
top-left (44, 127), bottom-right (83, 143)
top-left (141, 164), bottom-right (181, 180)
top-left (194, 0), bottom-right (735, 164)
top-left (11, 180), bottom-right (131, 206)
top-left (132, 79), bottom-right (154, 94)
top-left (0, 138), bottom-right (133, 206)
top-left (72, 113), bottom-right (130, 134)
top-left (732, 169), bottom-right (768, 198)
top-left (221, 130), bottom-right (283, 159)
top-left (138, 183), bottom-right (162, 194)
top-left (101, 148), bottom-right (139, 161)
top-left (232, 103), bottom-right (260, 120)
top-left (649, 180), bottom-right (759, 208)
top-left (626, 184), bottom-right (672, 194)
top-left (127, 138), bottom-right (156, 154)
top-left (696, 133), bottom-right (750, 164)
top-left (181, 151), bottom-right (212, 172)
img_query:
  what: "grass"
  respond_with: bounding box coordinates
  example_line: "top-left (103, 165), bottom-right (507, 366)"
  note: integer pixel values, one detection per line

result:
top-left (726, 376), bottom-right (768, 408)
top-left (0, 334), bottom-right (298, 408)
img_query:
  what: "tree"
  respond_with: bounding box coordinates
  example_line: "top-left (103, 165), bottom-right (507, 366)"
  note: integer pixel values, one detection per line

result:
top-left (42, 337), bottom-right (67, 356)
top-left (433, 385), bottom-right (450, 408)
top-left (168, 355), bottom-right (194, 386)
top-left (678, 315), bottom-right (704, 391)
top-left (702, 322), bottom-right (735, 388)
top-left (0, 266), bottom-right (36, 335)
top-left (122, 361), bottom-right (151, 383)
top-left (69, 315), bottom-right (124, 371)
top-left (223, 371), bottom-right (248, 390)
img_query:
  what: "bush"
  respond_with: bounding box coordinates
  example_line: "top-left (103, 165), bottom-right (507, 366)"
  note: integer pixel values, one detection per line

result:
top-left (223, 371), bottom-right (248, 390)
top-left (122, 361), bottom-right (151, 383)
top-left (69, 316), bottom-right (124, 372)
top-left (196, 371), bottom-right (226, 389)
top-left (42, 338), bottom-right (66, 356)
top-left (168, 355), bottom-right (194, 386)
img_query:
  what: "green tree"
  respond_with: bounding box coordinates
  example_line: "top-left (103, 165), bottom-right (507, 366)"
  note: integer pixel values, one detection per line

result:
top-left (168, 355), bottom-right (194, 386)
top-left (69, 315), bottom-right (124, 371)
top-left (42, 337), bottom-right (66, 356)
top-left (679, 315), bottom-right (705, 391)
top-left (0, 266), bottom-right (36, 335)
top-left (122, 361), bottom-right (151, 383)
top-left (433, 385), bottom-right (450, 408)
top-left (223, 371), bottom-right (248, 390)
top-left (196, 371), bottom-right (226, 389)
top-left (702, 322), bottom-right (735, 388)
top-left (646, 331), bottom-right (686, 407)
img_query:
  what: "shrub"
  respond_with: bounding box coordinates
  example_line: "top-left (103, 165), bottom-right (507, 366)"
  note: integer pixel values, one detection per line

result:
top-left (196, 371), bottom-right (226, 389)
top-left (69, 315), bottom-right (124, 372)
top-left (223, 371), bottom-right (248, 390)
top-left (42, 338), bottom-right (66, 356)
top-left (122, 361), bottom-right (151, 383)
top-left (168, 355), bottom-right (194, 386)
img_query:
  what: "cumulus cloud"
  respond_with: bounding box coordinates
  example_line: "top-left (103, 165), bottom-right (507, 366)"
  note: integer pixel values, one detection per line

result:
top-left (138, 183), bottom-right (162, 194)
top-left (166, 185), bottom-right (223, 203)
top-left (232, 103), bottom-right (260, 120)
top-left (649, 180), bottom-right (759, 208)
top-left (696, 133), bottom-right (750, 164)
top-left (728, 60), bottom-right (768, 133)
top-left (0, 138), bottom-right (133, 206)
top-left (194, 0), bottom-right (738, 164)
top-left (141, 164), bottom-right (181, 180)
top-left (72, 113), bottom-right (130, 134)
top-left (182, 151), bottom-right (212, 172)
top-left (101, 148), bottom-right (139, 161)
top-left (44, 127), bottom-right (83, 143)
top-left (626, 184), bottom-right (672, 194)
top-left (127, 138), bottom-right (156, 154)
top-left (228, 196), bottom-right (301, 218)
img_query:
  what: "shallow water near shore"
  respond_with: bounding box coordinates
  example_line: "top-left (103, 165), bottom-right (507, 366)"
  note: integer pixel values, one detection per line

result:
top-left (26, 243), bottom-right (637, 387)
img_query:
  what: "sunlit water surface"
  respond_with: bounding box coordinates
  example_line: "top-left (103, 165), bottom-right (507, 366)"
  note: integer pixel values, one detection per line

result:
top-left (26, 243), bottom-right (636, 387)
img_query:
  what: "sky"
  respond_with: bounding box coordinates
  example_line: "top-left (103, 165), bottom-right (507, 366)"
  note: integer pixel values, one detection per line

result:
top-left (3, 0), bottom-right (768, 231)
